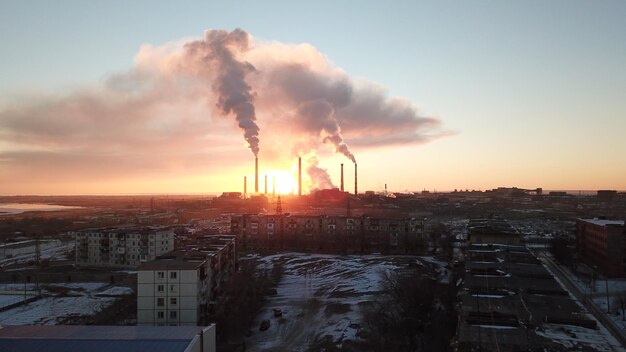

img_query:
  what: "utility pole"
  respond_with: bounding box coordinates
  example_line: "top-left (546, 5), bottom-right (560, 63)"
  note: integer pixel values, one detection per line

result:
top-left (606, 276), bottom-right (611, 313)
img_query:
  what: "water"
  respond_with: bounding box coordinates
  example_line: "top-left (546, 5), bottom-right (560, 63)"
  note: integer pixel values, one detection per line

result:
top-left (0, 203), bottom-right (83, 214)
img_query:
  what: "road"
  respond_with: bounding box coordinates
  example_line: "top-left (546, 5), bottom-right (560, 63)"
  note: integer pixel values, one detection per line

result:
top-left (539, 253), bottom-right (626, 348)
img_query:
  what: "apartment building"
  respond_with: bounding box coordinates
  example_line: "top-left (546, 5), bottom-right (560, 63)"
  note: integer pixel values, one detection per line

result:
top-left (231, 214), bottom-right (425, 253)
top-left (137, 235), bottom-right (236, 326)
top-left (73, 227), bottom-right (174, 268)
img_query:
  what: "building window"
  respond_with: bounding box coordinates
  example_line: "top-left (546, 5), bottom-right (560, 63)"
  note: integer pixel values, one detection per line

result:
top-left (170, 297), bottom-right (177, 305)
top-left (157, 311), bottom-right (164, 319)
top-left (170, 272), bottom-right (177, 279)
top-left (157, 298), bottom-right (164, 307)
top-left (170, 285), bottom-right (176, 292)
top-left (170, 311), bottom-right (177, 319)
top-left (157, 285), bottom-right (164, 292)
top-left (157, 271), bottom-right (165, 279)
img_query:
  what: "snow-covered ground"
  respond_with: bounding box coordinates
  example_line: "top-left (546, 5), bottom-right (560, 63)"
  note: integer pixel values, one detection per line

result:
top-left (543, 260), bottom-right (624, 351)
top-left (559, 265), bottom-right (626, 333)
top-left (0, 282), bottom-right (132, 325)
top-left (0, 294), bottom-right (30, 309)
top-left (0, 240), bottom-right (73, 266)
top-left (245, 253), bottom-right (436, 351)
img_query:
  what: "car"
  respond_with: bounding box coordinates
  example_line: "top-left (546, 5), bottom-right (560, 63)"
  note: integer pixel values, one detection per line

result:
top-left (260, 319), bottom-right (270, 331)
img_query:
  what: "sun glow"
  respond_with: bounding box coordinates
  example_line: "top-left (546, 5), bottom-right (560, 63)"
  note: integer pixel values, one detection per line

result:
top-left (267, 170), bottom-right (297, 195)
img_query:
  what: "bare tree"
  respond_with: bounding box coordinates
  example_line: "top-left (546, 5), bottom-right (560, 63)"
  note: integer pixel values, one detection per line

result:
top-left (612, 290), bottom-right (626, 320)
top-left (362, 266), bottom-right (457, 351)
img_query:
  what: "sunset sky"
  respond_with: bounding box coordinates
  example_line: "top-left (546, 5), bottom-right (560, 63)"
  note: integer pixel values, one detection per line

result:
top-left (1, 1), bottom-right (625, 195)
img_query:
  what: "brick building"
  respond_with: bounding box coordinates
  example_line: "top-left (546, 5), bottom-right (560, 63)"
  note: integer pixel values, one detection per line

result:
top-left (576, 218), bottom-right (626, 277)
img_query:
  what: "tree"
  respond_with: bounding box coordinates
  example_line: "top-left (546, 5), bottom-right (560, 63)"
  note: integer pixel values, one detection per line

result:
top-left (429, 222), bottom-right (451, 254)
top-left (362, 266), bottom-right (457, 351)
top-left (550, 236), bottom-right (573, 266)
top-left (612, 290), bottom-right (626, 320)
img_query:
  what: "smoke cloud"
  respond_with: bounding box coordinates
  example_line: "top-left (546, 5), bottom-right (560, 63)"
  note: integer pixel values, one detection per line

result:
top-left (306, 156), bottom-right (335, 191)
top-left (184, 29), bottom-right (260, 156)
top-left (0, 28), bottom-right (445, 193)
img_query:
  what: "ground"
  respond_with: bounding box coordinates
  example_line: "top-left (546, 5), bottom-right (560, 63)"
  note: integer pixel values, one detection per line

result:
top-left (0, 282), bottom-right (133, 325)
top-left (243, 252), bottom-right (448, 351)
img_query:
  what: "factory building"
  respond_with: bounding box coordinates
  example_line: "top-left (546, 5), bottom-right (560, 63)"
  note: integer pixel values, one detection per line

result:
top-left (137, 235), bottom-right (236, 326)
top-left (73, 227), bottom-right (174, 268)
top-left (231, 214), bottom-right (424, 253)
top-left (576, 218), bottom-right (626, 277)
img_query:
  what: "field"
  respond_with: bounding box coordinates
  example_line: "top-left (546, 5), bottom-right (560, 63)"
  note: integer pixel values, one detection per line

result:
top-left (0, 282), bottom-right (133, 325)
top-left (244, 253), bottom-right (448, 351)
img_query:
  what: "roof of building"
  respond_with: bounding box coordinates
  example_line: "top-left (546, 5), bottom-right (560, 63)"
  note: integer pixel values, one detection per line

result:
top-left (0, 325), bottom-right (208, 352)
top-left (457, 243), bottom-right (623, 351)
top-left (139, 252), bottom-right (206, 270)
top-left (578, 218), bottom-right (625, 227)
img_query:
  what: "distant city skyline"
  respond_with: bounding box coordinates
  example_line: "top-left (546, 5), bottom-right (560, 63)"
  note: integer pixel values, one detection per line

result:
top-left (1, 1), bottom-right (625, 195)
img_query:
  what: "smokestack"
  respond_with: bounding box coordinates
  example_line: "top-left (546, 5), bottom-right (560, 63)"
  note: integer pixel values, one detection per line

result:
top-left (340, 163), bottom-right (344, 192)
top-left (244, 176), bottom-right (247, 199)
top-left (255, 157), bottom-right (259, 193)
top-left (264, 175), bottom-right (268, 194)
top-left (354, 163), bottom-right (358, 196)
top-left (273, 176), bottom-right (276, 196)
top-left (298, 157), bottom-right (302, 196)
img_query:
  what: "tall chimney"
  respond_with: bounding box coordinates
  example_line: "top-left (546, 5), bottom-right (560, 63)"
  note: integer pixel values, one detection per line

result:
top-left (340, 163), bottom-right (344, 192)
top-left (298, 157), bottom-right (302, 196)
top-left (255, 157), bottom-right (259, 193)
top-left (354, 163), bottom-right (358, 196)
top-left (244, 176), bottom-right (247, 199)
top-left (272, 176), bottom-right (276, 196)
top-left (264, 175), bottom-right (268, 194)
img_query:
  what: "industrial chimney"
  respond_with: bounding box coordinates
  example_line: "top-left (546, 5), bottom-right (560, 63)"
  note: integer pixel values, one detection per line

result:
top-left (264, 175), bottom-right (268, 194)
top-left (272, 176), bottom-right (276, 196)
top-left (244, 176), bottom-right (247, 199)
top-left (255, 157), bottom-right (259, 193)
top-left (340, 163), bottom-right (344, 192)
top-left (354, 163), bottom-right (358, 196)
top-left (298, 157), bottom-right (302, 196)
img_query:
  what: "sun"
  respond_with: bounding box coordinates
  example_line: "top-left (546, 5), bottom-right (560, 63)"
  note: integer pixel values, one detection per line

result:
top-left (269, 170), bottom-right (297, 195)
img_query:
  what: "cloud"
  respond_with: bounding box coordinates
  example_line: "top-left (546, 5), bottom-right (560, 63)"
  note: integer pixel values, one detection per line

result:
top-left (0, 28), bottom-right (446, 193)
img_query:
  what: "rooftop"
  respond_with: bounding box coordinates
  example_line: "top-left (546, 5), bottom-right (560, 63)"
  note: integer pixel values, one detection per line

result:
top-left (0, 325), bottom-right (210, 352)
top-left (578, 218), bottom-right (625, 227)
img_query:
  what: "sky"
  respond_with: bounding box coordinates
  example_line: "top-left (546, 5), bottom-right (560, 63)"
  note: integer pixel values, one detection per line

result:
top-left (1, 0), bottom-right (625, 195)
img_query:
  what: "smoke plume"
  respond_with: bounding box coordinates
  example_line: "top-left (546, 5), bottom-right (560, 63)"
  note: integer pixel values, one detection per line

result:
top-left (306, 156), bottom-right (335, 190)
top-left (296, 99), bottom-right (355, 163)
top-left (184, 29), bottom-right (260, 156)
top-left (0, 28), bottom-right (446, 193)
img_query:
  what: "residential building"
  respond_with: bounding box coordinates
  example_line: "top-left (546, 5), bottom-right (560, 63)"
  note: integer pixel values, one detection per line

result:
top-left (137, 235), bottom-right (236, 326)
top-left (73, 227), bottom-right (174, 268)
top-left (576, 218), bottom-right (626, 277)
top-left (230, 214), bottom-right (425, 253)
top-left (0, 324), bottom-right (215, 352)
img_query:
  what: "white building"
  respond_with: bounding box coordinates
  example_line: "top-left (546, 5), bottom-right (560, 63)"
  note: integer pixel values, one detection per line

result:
top-left (73, 227), bottom-right (174, 268)
top-left (137, 236), bottom-right (236, 326)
